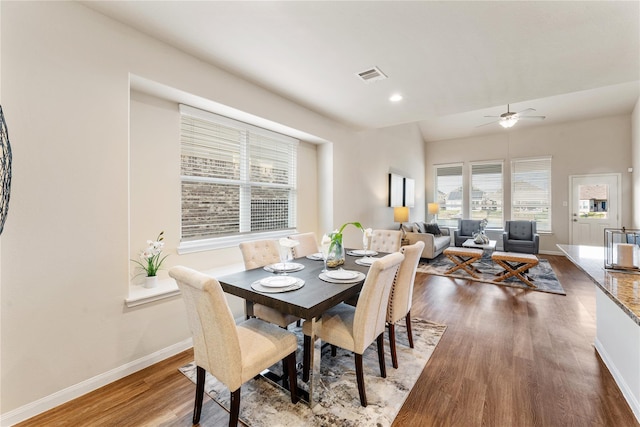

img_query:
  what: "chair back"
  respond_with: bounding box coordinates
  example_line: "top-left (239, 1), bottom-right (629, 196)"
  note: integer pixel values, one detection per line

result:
top-left (288, 232), bottom-right (318, 258)
top-left (352, 252), bottom-right (404, 353)
top-left (387, 241), bottom-right (424, 324)
top-left (458, 219), bottom-right (482, 236)
top-left (169, 266), bottom-right (242, 390)
top-left (239, 239), bottom-right (280, 270)
top-left (370, 229), bottom-right (402, 253)
top-left (505, 220), bottom-right (536, 240)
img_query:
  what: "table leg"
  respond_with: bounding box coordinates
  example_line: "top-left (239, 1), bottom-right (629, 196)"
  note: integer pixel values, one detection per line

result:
top-left (306, 317), bottom-right (322, 409)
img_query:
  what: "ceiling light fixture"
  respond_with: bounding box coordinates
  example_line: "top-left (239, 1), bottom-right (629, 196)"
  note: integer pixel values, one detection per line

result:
top-left (389, 94), bottom-right (403, 102)
top-left (499, 116), bottom-right (518, 128)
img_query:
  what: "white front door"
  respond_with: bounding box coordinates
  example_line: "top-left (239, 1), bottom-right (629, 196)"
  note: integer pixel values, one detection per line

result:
top-left (570, 174), bottom-right (621, 246)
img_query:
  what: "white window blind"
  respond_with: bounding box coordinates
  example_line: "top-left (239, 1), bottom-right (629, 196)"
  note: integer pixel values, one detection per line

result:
top-left (470, 162), bottom-right (503, 228)
top-left (435, 164), bottom-right (463, 227)
top-left (511, 157), bottom-right (552, 232)
top-left (180, 105), bottom-right (298, 241)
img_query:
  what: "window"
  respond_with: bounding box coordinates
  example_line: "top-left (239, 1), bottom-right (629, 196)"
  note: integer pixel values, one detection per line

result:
top-left (470, 162), bottom-right (503, 228)
top-left (435, 164), bottom-right (463, 227)
top-left (180, 105), bottom-right (298, 243)
top-left (511, 157), bottom-right (551, 232)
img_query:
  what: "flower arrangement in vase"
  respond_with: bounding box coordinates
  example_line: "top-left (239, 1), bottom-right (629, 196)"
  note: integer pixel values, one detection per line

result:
top-left (132, 231), bottom-right (169, 288)
top-left (324, 222), bottom-right (365, 267)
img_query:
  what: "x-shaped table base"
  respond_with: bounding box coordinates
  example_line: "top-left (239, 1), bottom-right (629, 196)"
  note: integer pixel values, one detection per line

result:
top-left (492, 251), bottom-right (539, 288)
top-left (443, 247), bottom-right (484, 278)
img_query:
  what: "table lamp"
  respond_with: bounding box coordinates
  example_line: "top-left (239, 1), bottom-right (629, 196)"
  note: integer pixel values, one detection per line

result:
top-left (394, 206), bottom-right (409, 230)
top-left (428, 202), bottom-right (439, 224)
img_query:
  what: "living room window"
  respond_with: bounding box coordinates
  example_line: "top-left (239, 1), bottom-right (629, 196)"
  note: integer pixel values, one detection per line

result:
top-left (511, 156), bottom-right (552, 232)
top-left (470, 161), bottom-right (503, 229)
top-left (434, 164), bottom-right (463, 227)
top-left (179, 105), bottom-right (298, 246)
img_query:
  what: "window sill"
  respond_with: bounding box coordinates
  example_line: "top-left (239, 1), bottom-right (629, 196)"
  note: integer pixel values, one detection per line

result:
top-left (125, 262), bottom-right (246, 308)
top-left (177, 229), bottom-right (296, 254)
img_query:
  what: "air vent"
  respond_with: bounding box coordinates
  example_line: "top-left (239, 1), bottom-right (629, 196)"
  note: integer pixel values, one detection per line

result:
top-left (355, 66), bottom-right (388, 84)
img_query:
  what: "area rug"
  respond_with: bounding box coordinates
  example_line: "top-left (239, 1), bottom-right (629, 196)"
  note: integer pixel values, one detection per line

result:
top-left (418, 254), bottom-right (566, 295)
top-left (179, 318), bottom-right (446, 426)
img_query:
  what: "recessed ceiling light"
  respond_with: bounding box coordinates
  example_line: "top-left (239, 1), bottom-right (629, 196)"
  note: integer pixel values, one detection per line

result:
top-left (389, 94), bottom-right (403, 102)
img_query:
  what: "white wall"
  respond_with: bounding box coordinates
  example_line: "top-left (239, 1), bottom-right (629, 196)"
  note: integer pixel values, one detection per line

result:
top-left (0, 1), bottom-right (425, 418)
top-left (425, 115), bottom-right (633, 253)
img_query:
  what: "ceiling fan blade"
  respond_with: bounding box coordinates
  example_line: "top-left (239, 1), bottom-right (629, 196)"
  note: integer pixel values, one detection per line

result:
top-left (483, 115), bottom-right (501, 118)
top-left (476, 120), bottom-right (499, 128)
top-left (519, 115), bottom-right (546, 121)
top-left (516, 108), bottom-right (536, 116)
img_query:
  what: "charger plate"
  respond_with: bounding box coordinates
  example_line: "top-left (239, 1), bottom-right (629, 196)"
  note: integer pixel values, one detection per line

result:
top-left (319, 271), bottom-right (366, 284)
top-left (250, 278), bottom-right (305, 293)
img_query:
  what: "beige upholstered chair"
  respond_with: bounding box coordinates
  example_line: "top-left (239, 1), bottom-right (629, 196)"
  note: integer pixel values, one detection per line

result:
top-left (370, 229), bottom-right (402, 253)
top-left (169, 266), bottom-right (298, 426)
top-left (288, 232), bottom-right (319, 258)
top-left (239, 240), bottom-right (299, 328)
top-left (302, 252), bottom-right (404, 406)
top-left (386, 240), bottom-right (424, 369)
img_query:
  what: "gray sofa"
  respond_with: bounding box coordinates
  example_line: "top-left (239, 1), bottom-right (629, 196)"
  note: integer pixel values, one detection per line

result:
top-left (403, 222), bottom-right (451, 259)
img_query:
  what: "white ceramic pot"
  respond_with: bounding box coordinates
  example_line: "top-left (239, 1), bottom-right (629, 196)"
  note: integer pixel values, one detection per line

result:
top-left (144, 276), bottom-right (158, 288)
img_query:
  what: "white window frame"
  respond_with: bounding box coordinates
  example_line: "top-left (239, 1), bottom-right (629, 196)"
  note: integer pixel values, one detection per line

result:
top-left (434, 163), bottom-right (464, 227)
top-left (178, 105), bottom-right (298, 254)
top-left (469, 160), bottom-right (504, 229)
top-left (510, 156), bottom-right (552, 233)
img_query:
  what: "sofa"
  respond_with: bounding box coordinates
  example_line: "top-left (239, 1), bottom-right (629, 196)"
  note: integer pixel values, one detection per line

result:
top-left (403, 221), bottom-right (451, 259)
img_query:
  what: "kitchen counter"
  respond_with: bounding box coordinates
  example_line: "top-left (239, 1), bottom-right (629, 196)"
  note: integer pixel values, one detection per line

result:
top-left (557, 244), bottom-right (640, 422)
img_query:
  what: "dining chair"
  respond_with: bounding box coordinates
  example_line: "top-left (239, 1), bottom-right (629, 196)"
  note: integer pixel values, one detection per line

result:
top-left (239, 240), bottom-right (300, 328)
top-left (169, 266), bottom-right (298, 427)
top-left (370, 229), bottom-right (402, 253)
top-left (386, 240), bottom-right (424, 369)
top-left (302, 252), bottom-right (404, 406)
top-left (288, 232), bottom-right (319, 258)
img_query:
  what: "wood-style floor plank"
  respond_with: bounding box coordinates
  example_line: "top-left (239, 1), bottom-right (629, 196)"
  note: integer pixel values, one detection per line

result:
top-left (15, 255), bottom-right (639, 426)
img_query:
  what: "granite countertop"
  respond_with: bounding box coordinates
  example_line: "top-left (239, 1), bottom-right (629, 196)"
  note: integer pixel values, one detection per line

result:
top-left (558, 244), bottom-right (640, 326)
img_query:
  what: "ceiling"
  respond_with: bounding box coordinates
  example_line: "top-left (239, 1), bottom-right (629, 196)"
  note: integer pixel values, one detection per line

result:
top-left (83, 1), bottom-right (640, 142)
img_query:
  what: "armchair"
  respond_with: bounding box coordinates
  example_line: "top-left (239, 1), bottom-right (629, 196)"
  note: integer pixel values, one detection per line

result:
top-left (454, 219), bottom-right (482, 247)
top-left (502, 221), bottom-right (539, 254)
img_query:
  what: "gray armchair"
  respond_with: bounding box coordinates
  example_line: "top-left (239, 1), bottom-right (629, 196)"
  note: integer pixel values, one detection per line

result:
top-left (502, 221), bottom-right (539, 254)
top-left (454, 219), bottom-right (482, 247)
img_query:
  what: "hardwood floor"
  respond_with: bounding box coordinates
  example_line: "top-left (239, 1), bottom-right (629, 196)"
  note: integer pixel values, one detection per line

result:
top-left (16, 255), bottom-right (638, 426)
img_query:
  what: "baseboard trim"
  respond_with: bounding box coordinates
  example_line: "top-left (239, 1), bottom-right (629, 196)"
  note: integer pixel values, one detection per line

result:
top-left (0, 338), bottom-right (193, 427)
top-left (594, 339), bottom-right (640, 423)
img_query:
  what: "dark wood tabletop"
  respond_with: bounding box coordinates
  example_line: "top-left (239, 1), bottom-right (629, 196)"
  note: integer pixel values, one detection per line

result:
top-left (217, 250), bottom-right (373, 320)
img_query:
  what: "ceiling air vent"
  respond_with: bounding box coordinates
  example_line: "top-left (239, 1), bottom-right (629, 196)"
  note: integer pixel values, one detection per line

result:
top-left (355, 66), bottom-right (388, 84)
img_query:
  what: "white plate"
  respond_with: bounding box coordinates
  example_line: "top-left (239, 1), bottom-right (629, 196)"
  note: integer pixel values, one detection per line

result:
top-left (260, 276), bottom-right (298, 288)
top-left (348, 249), bottom-right (378, 256)
top-left (325, 269), bottom-right (359, 280)
top-left (355, 257), bottom-right (378, 266)
top-left (269, 262), bottom-right (302, 271)
top-left (306, 252), bottom-right (323, 260)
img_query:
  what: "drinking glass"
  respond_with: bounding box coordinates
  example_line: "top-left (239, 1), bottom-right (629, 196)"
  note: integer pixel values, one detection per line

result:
top-left (320, 235), bottom-right (331, 273)
top-left (279, 244), bottom-right (291, 275)
top-left (362, 232), bottom-right (372, 261)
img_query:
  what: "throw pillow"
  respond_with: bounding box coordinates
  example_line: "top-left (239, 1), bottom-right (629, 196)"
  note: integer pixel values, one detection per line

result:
top-left (424, 223), bottom-right (442, 236)
top-left (417, 222), bottom-right (428, 233)
top-left (411, 222), bottom-right (421, 233)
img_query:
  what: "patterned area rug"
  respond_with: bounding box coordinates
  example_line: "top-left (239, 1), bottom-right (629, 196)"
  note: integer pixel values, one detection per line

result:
top-left (179, 318), bottom-right (446, 426)
top-left (418, 253), bottom-right (566, 295)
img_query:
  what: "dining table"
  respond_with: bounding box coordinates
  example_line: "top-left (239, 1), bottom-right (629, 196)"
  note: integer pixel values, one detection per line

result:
top-left (216, 249), bottom-right (378, 408)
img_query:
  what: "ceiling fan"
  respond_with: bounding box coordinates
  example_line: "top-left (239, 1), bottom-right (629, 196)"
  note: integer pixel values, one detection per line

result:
top-left (479, 104), bottom-right (546, 128)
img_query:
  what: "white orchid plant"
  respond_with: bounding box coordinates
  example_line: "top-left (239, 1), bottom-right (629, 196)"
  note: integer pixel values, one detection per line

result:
top-left (132, 231), bottom-right (169, 277)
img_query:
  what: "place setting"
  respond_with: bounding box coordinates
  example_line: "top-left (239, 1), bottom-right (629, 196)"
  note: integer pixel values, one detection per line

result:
top-left (319, 268), bottom-right (366, 284)
top-left (250, 275), bottom-right (305, 293)
top-left (350, 228), bottom-right (380, 266)
top-left (264, 237), bottom-right (305, 274)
